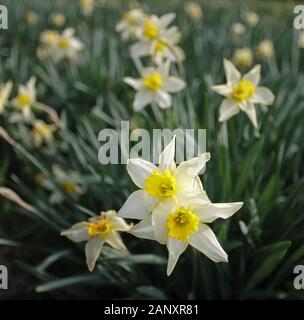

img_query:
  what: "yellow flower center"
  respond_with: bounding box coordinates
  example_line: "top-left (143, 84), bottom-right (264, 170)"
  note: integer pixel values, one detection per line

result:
top-left (166, 207), bottom-right (200, 242)
top-left (143, 72), bottom-right (163, 92)
top-left (155, 40), bottom-right (166, 53)
top-left (58, 37), bottom-right (70, 49)
top-left (142, 20), bottom-right (159, 40)
top-left (16, 93), bottom-right (32, 108)
top-left (232, 79), bottom-right (255, 101)
top-left (144, 169), bottom-right (176, 198)
top-left (87, 219), bottom-right (112, 237)
top-left (62, 182), bottom-right (76, 193)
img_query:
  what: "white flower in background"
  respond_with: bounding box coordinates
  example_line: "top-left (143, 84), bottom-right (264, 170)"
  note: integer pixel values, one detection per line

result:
top-left (118, 136), bottom-right (211, 222)
top-left (61, 211), bottom-right (131, 271)
top-left (211, 59), bottom-right (275, 128)
top-left (80, 0), bottom-right (95, 16)
top-left (230, 22), bottom-right (245, 38)
top-left (246, 11), bottom-right (259, 27)
top-left (130, 13), bottom-right (184, 63)
top-left (12, 77), bottom-right (37, 121)
top-left (130, 194), bottom-right (243, 276)
top-left (124, 62), bottom-right (185, 111)
top-left (185, 2), bottom-right (203, 21)
top-left (40, 165), bottom-right (85, 204)
top-left (0, 81), bottom-right (13, 114)
top-left (232, 48), bottom-right (253, 68)
top-left (37, 30), bottom-right (60, 60)
top-left (52, 28), bottom-right (84, 63)
top-left (136, 13), bottom-right (176, 42)
top-left (50, 13), bottom-right (66, 26)
top-left (130, 22), bottom-right (184, 64)
top-left (298, 31), bottom-right (304, 48)
top-left (31, 120), bottom-right (56, 146)
top-left (116, 9), bottom-right (146, 41)
top-left (257, 40), bottom-right (274, 60)
top-left (40, 30), bottom-right (59, 48)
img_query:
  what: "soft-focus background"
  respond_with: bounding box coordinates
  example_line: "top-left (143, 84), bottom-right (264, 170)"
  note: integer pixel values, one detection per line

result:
top-left (1, 0), bottom-right (304, 299)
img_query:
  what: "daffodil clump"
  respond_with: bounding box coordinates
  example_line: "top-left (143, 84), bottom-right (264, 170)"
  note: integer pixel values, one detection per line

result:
top-left (37, 28), bottom-right (83, 63)
top-left (118, 137), bottom-right (243, 275)
top-left (117, 10), bottom-right (186, 111)
top-left (0, 2), bottom-right (288, 296)
top-left (0, 76), bottom-right (60, 147)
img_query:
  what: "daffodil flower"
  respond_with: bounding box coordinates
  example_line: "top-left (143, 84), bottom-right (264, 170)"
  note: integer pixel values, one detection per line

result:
top-left (124, 62), bottom-right (185, 111)
top-left (185, 2), bottom-right (203, 21)
top-left (52, 28), bottom-right (84, 63)
top-left (232, 48), bottom-right (253, 69)
top-left (118, 136), bottom-right (210, 221)
top-left (12, 77), bottom-right (36, 122)
top-left (116, 9), bottom-right (146, 41)
top-left (257, 40), bottom-right (274, 60)
top-left (61, 211), bottom-right (131, 271)
top-left (211, 59), bottom-right (275, 128)
top-left (130, 194), bottom-right (243, 275)
top-left (230, 22), bottom-right (245, 38)
top-left (80, 0), bottom-right (95, 16)
top-left (40, 165), bottom-right (86, 204)
top-left (246, 11), bottom-right (259, 27)
top-left (136, 13), bottom-right (176, 43)
top-left (0, 81), bottom-right (13, 114)
top-left (130, 14), bottom-right (184, 64)
top-left (50, 13), bottom-right (66, 27)
top-left (31, 120), bottom-right (56, 146)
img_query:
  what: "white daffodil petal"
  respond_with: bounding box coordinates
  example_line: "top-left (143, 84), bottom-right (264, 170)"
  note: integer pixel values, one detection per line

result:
top-left (155, 91), bottom-right (172, 109)
top-left (127, 158), bottom-right (158, 188)
top-left (130, 42), bottom-right (151, 58)
top-left (189, 224), bottom-right (228, 263)
top-left (211, 84), bottom-right (232, 97)
top-left (163, 77), bottom-right (186, 93)
top-left (193, 176), bottom-right (205, 193)
top-left (118, 189), bottom-right (158, 219)
top-left (152, 199), bottom-right (176, 244)
top-left (159, 13), bottom-right (176, 28)
top-left (111, 215), bottom-right (131, 232)
top-left (196, 202), bottom-right (243, 223)
top-left (177, 192), bottom-right (210, 207)
top-left (158, 136), bottom-right (176, 171)
top-left (240, 101), bottom-right (258, 128)
top-left (176, 153), bottom-right (211, 183)
top-left (219, 99), bottom-right (240, 122)
top-left (123, 77), bottom-right (143, 90)
top-left (129, 215), bottom-right (155, 241)
top-left (251, 87), bottom-right (275, 105)
top-left (63, 28), bottom-right (75, 37)
top-left (106, 232), bottom-right (128, 254)
top-left (61, 222), bottom-right (89, 242)
top-left (134, 90), bottom-right (153, 111)
top-left (0, 81), bottom-right (12, 113)
top-left (243, 64), bottom-right (261, 85)
top-left (224, 58), bottom-right (241, 84)
top-left (157, 60), bottom-right (170, 76)
top-left (167, 237), bottom-right (188, 276)
top-left (85, 237), bottom-right (104, 272)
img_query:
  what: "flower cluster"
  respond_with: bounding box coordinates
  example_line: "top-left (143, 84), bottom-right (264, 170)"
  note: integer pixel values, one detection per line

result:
top-left (117, 137), bottom-right (243, 275)
top-left (37, 28), bottom-right (83, 64)
top-left (1, 6), bottom-right (279, 279)
top-left (0, 77), bottom-right (60, 146)
top-left (116, 10), bottom-right (186, 111)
